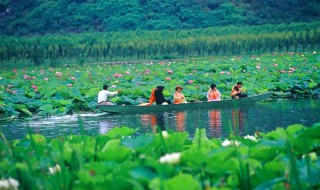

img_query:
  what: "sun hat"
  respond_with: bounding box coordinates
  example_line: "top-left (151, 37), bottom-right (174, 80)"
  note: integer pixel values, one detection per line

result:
top-left (175, 86), bottom-right (183, 91)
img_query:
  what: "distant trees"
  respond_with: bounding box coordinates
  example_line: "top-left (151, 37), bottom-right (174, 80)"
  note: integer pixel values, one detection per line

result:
top-left (0, 22), bottom-right (319, 65)
top-left (0, 0), bottom-right (319, 36)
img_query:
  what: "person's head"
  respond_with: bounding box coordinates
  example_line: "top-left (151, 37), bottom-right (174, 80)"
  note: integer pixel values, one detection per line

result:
top-left (157, 86), bottom-right (165, 92)
top-left (103, 84), bottom-right (108, 90)
top-left (175, 86), bottom-right (183, 92)
top-left (210, 84), bottom-right (217, 90)
top-left (237, 82), bottom-right (243, 88)
top-left (234, 86), bottom-right (240, 91)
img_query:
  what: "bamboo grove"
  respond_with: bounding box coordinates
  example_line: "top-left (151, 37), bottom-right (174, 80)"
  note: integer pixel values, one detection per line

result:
top-left (0, 22), bottom-right (319, 65)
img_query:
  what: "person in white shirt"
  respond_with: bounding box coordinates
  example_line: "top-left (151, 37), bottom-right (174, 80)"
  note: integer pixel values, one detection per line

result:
top-left (97, 84), bottom-right (121, 105)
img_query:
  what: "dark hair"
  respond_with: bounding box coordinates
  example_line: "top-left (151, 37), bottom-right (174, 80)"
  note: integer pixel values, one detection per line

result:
top-left (157, 86), bottom-right (165, 91)
top-left (210, 84), bottom-right (216, 89)
top-left (237, 82), bottom-right (243, 85)
top-left (103, 85), bottom-right (108, 90)
top-left (234, 86), bottom-right (240, 91)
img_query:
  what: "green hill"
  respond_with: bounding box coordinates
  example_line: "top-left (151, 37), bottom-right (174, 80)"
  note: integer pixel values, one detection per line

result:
top-left (1, 0), bottom-right (319, 36)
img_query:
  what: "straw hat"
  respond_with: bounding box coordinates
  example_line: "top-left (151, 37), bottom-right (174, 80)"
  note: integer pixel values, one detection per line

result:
top-left (175, 86), bottom-right (183, 91)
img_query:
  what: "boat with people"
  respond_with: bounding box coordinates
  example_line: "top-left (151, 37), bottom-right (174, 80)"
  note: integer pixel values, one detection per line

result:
top-left (98, 92), bottom-right (272, 114)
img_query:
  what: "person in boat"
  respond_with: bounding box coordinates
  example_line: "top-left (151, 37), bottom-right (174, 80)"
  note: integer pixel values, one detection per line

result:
top-left (207, 84), bottom-right (221, 101)
top-left (231, 86), bottom-right (242, 99)
top-left (154, 86), bottom-right (172, 105)
top-left (230, 81), bottom-right (247, 98)
top-left (97, 84), bottom-right (121, 105)
top-left (147, 87), bottom-right (157, 106)
top-left (174, 86), bottom-right (187, 104)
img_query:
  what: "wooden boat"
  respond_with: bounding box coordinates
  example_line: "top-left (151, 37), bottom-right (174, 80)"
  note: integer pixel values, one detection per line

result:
top-left (98, 92), bottom-right (272, 114)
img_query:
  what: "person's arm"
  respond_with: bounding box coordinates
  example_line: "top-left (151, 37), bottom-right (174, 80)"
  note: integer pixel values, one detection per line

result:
top-left (106, 91), bottom-right (118, 96)
top-left (231, 90), bottom-right (238, 96)
top-left (240, 88), bottom-right (246, 93)
top-left (207, 90), bottom-right (211, 100)
top-left (230, 86), bottom-right (234, 96)
top-left (217, 90), bottom-right (221, 100)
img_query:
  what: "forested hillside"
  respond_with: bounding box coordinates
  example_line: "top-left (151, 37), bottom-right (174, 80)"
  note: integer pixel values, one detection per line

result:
top-left (0, 0), bottom-right (320, 36)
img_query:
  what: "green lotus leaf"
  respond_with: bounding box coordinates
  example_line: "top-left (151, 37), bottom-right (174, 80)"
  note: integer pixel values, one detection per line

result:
top-left (308, 82), bottom-right (318, 89)
top-left (26, 134), bottom-right (47, 145)
top-left (165, 174), bottom-right (201, 190)
top-left (20, 108), bottom-right (32, 117)
top-left (98, 139), bottom-right (132, 162)
top-left (129, 166), bottom-right (158, 181)
top-left (84, 88), bottom-right (100, 98)
top-left (105, 126), bottom-right (136, 139)
top-left (121, 134), bottom-right (154, 150)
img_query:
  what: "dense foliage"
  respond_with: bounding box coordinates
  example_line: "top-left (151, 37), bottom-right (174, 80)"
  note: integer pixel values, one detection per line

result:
top-left (0, 124), bottom-right (319, 189)
top-left (1, 22), bottom-right (319, 65)
top-left (0, 0), bottom-right (320, 36)
top-left (0, 52), bottom-right (319, 117)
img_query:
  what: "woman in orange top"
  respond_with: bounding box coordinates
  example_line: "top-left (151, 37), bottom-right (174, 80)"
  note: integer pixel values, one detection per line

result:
top-left (207, 84), bottom-right (221, 101)
top-left (174, 86), bottom-right (186, 104)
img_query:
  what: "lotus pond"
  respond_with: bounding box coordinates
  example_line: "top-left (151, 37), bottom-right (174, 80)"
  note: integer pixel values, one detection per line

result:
top-left (1, 52), bottom-right (320, 118)
top-left (1, 98), bottom-right (319, 141)
top-left (0, 122), bottom-right (320, 189)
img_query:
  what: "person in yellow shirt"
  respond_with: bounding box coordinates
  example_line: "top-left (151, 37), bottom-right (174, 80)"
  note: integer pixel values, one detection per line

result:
top-left (230, 82), bottom-right (247, 99)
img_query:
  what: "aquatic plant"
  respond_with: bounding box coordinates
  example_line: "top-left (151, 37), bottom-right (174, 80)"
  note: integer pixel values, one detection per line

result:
top-left (0, 52), bottom-right (319, 117)
top-left (0, 123), bottom-right (319, 189)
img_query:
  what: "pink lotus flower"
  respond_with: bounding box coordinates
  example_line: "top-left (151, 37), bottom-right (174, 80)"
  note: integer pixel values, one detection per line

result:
top-left (226, 72), bottom-right (231, 75)
top-left (166, 77), bottom-right (171, 81)
top-left (273, 63), bottom-right (278, 67)
top-left (12, 90), bottom-right (17, 94)
top-left (44, 77), bottom-right (48, 82)
top-left (281, 70), bottom-right (287, 73)
top-left (125, 71), bottom-right (130, 75)
top-left (55, 72), bottom-right (62, 77)
top-left (220, 71), bottom-right (225, 74)
top-left (256, 65), bottom-right (261, 70)
top-left (289, 67), bottom-right (295, 71)
top-left (12, 68), bottom-right (17, 73)
top-left (32, 76), bottom-right (36, 79)
top-left (67, 84), bottom-right (73, 87)
top-left (70, 77), bottom-right (76, 80)
top-left (167, 70), bottom-right (173, 74)
top-left (111, 85), bottom-right (117, 88)
top-left (145, 69), bottom-right (150, 75)
top-left (31, 84), bottom-right (38, 92)
top-left (113, 73), bottom-right (123, 78)
top-left (188, 80), bottom-right (194, 84)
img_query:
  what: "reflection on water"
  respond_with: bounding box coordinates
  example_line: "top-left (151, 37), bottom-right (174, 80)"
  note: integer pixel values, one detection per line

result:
top-left (175, 112), bottom-right (185, 132)
top-left (1, 99), bottom-right (320, 139)
top-left (208, 110), bottom-right (221, 137)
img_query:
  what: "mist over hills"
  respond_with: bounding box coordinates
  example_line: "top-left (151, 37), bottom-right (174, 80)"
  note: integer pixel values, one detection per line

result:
top-left (1, 0), bottom-right (319, 36)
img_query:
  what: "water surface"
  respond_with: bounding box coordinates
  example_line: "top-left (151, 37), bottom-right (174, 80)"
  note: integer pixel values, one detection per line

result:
top-left (1, 99), bottom-right (319, 140)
